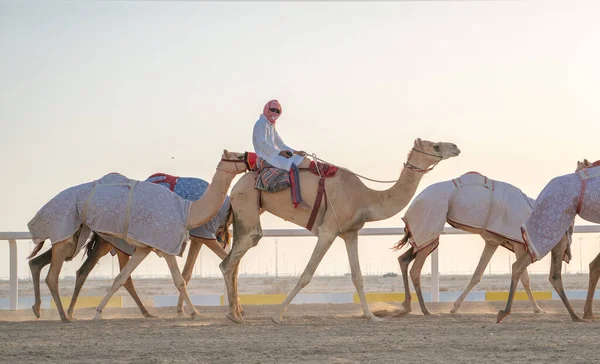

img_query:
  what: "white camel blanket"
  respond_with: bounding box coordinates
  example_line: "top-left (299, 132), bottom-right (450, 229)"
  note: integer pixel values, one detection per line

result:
top-left (522, 166), bottom-right (600, 261)
top-left (28, 173), bottom-right (192, 258)
top-left (403, 172), bottom-right (535, 251)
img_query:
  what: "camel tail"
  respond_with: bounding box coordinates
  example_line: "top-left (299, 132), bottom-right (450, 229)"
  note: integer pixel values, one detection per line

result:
top-left (392, 231), bottom-right (411, 252)
top-left (217, 206), bottom-right (233, 250)
top-left (83, 233), bottom-right (100, 259)
top-left (27, 240), bottom-right (45, 260)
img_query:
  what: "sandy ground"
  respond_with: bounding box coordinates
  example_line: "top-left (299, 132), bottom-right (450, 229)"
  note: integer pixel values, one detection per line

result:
top-left (1, 300), bottom-right (600, 364)
top-left (2, 275), bottom-right (599, 363)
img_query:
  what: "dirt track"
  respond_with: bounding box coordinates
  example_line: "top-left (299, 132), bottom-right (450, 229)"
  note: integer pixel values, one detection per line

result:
top-left (1, 300), bottom-right (599, 363)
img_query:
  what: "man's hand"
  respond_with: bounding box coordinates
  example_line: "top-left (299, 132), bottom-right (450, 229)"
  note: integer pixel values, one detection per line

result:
top-left (294, 150), bottom-right (308, 157)
top-left (279, 150), bottom-right (293, 158)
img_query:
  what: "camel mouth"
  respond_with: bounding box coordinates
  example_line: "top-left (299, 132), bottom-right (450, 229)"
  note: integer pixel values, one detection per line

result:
top-left (447, 148), bottom-right (461, 158)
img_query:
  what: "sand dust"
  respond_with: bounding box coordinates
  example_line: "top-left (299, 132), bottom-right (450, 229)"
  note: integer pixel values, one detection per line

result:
top-left (1, 300), bottom-right (600, 363)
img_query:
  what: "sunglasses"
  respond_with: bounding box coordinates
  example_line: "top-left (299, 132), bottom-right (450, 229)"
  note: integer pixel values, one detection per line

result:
top-left (269, 107), bottom-right (281, 114)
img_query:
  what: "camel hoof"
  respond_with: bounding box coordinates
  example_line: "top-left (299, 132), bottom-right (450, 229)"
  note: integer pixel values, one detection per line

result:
top-left (422, 310), bottom-right (431, 316)
top-left (32, 305), bottom-right (41, 319)
top-left (144, 313), bottom-right (159, 319)
top-left (60, 317), bottom-right (72, 323)
top-left (533, 308), bottom-right (546, 314)
top-left (496, 310), bottom-right (510, 323)
top-left (227, 313), bottom-right (245, 324)
top-left (450, 307), bottom-right (461, 314)
top-left (177, 310), bottom-right (188, 318)
top-left (190, 310), bottom-right (200, 319)
top-left (271, 315), bottom-right (284, 324)
top-left (369, 315), bottom-right (385, 323)
top-left (572, 315), bottom-right (589, 323)
top-left (93, 312), bottom-right (103, 321)
top-left (583, 313), bottom-right (597, 320)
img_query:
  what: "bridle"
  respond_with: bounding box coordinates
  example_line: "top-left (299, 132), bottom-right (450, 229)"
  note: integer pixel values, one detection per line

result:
top-left (217, 157), bottom-right (249, 175)
top-left (404, 146), bottom-right (444, 173)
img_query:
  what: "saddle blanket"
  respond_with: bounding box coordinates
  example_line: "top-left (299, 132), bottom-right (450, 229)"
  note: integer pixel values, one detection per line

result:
top-left (254, 156), bottom-right (339, 192)
top-left (522, 166), bottom-right (600, 261)
top-left (403, 172), bottom-right (536, 251)
top-left (28, 173), bottom-right (192, 258)
top-left (105, 174), bottom-right (232, 256)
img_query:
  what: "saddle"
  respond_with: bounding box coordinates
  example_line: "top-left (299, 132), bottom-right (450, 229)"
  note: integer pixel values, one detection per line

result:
top-left (245, 152), bottom-right (339, 231)
top-left (147, 173), bottom-right (179, 191)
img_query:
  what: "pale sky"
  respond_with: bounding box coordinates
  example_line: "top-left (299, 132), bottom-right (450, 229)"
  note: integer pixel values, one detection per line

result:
top-left (1, 0), bottom-right (600, 280)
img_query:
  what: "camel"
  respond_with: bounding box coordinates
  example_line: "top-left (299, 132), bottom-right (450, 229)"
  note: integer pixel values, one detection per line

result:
top-left (497, 159), bottom-right (600, 323)
top-left (219, 138), bottom-right (461, 324)
top-left (576, 159), bottom-right (600, 320)
top-left (389, 171), bottom-right (544, 316)
top-left (28, 174), bottom-right (235, 320)
top-left (28, 219), bottom-right (232, 320)
top-left (26, 150), bottom-right (247, 322)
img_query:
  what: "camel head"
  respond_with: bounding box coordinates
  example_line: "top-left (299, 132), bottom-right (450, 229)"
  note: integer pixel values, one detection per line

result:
top-left (576, 159), bottom-right (600, 172)
top-left (409, 138), bottom-right (461, 168)
top-left (576, 159), bottom-right (591, 172)
top-left (218, 149), bottom-right (247, 175)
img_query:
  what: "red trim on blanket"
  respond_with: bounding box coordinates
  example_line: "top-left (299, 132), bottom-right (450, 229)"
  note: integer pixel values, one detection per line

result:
top-left (402, 217), bottom-right (441, 253)
top-left (446, 218), bottom-right (521, 251)
top-left (147, 173), bottom-right (179, 192)
top-left (521, 227), bottom-right (536, 263)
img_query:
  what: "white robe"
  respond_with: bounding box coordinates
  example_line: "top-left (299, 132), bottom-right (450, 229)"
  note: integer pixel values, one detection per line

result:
top-left (252, 114), bottom-right (304, 171)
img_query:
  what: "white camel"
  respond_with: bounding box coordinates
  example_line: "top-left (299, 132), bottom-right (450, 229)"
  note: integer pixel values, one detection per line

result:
top-left (390, 171), bottom-right (549, 316)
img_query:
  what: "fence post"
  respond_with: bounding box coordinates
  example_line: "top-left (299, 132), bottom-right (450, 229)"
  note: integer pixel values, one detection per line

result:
top-left (431, 248), bottom-right (439, 302)
top-left (9, 239), bottom-right (18, 310)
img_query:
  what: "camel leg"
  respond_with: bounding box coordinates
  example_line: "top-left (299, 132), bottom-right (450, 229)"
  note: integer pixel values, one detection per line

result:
top-left (397, 246), bottom-right (417, 313)
top-left (94, 247), bottom-right (151, 320)
top-left (177, 238), bottom-right (202, 316)
top-left (203, 238), bottom-right (229, 260)
top-left (343, 231), bottom-right (382, 322)
top-left (272, 231), bottom-right (337, 324)
top-left (46, 239), bottom-right (75, 323)
top-left (220, 207), bottom-right (262, 323)
top-left (164, 254), bottom-right (200, 319)
top-left (451, 242), bottom-right (498, 314)
top-left (117, 250), bottom-right (156, 318)
top-left (496, 251), bottom-right (532, 323)
top-left (584, 251), bottom-right (600, 319)
top-left (67, 240), bottom-right (112, 320)
top-left (28, 249), bottom-right (52, 319)
top-left (547, 236), bottom-right (586, 322)
top-left (410, 243), bottom-right (437, 316)
top-left (220, 233), bottom-right (255, 323)
top-left (512, 243), bottom-right (545, 314)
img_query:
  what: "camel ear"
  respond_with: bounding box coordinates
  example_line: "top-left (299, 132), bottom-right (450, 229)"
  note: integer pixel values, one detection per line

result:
top-left (584, 158), bottom-right (590, 165)
top-left (414, 138), bottom-right (423, 147)
top-left (223, 149), bottom-right (230, 158)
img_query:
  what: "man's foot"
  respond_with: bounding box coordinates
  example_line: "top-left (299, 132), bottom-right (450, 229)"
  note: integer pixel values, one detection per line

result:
top-left (296, 201), bottom-right (312, 210)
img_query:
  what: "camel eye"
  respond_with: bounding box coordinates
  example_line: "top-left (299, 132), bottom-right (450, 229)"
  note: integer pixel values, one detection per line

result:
top-left (433, 145), bottom-right (441, 152)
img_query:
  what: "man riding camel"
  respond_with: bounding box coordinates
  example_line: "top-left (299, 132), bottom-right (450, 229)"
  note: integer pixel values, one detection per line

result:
top-left (252, 99), bottom-right (311, 210)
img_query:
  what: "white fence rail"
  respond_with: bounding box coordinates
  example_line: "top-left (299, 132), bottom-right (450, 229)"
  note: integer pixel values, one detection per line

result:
top-left (3, 226), bottom-right (600, 310)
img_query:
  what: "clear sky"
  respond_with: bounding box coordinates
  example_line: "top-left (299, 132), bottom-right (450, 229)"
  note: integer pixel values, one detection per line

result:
top-left (1, 0), bottom-right (600, 280)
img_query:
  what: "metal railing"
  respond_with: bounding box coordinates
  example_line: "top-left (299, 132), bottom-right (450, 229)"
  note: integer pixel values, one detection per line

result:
top-left (3, 226), bottom-right (600, 310)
